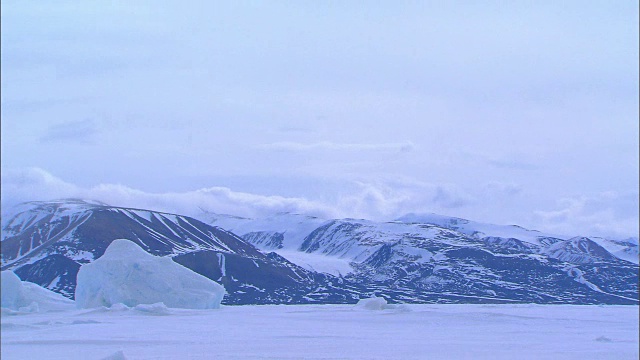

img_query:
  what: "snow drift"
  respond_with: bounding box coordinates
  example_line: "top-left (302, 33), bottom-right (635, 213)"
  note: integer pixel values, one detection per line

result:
top-left (1, 270), bottom-right (74, 312)
top-left (75, 239), bottom-right (225, 309)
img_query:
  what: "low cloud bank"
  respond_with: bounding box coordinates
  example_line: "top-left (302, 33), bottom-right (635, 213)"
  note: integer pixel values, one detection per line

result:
top-left (1, 167), bottom-right (637, 239)
top-left (0, 167), bottom-right (335, 220)
top-left (0, 168), bottom-right (471, 222)
top-left (533, 191), bottom-right (639, 240)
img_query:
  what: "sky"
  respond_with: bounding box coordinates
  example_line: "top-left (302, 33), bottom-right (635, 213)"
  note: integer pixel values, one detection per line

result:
top-left (1, 1), bottom-right (638, 239)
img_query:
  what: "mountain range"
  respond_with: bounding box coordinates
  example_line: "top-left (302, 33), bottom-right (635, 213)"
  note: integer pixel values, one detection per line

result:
top-left (2, 199), bottom-right (637, 305)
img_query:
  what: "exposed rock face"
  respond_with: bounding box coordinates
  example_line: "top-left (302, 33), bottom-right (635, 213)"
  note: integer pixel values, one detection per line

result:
top-left (2, 200), bottom-right (638, 305)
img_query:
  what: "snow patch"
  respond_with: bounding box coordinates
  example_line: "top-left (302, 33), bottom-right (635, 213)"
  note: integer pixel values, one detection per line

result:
top-left (217, 253), bottom-right (227, 277)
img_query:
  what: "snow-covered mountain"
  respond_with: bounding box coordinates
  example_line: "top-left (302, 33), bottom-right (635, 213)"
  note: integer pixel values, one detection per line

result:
top-left (0, 200), bottom-right (358, 304)
top-left (207, 211), bottom-right (638, 264)
top-left (203, 212), bottom-right (328, 251)
top-left (206, 211), bottom-right (638, 304)
top-left (2, 200), bottom-right (637, 305)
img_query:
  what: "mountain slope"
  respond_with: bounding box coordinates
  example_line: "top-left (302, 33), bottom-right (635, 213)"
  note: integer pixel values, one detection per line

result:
top-left (2, 201), bottom-right (637, 305)
top-left (207, 212), bottom-right (638, 304)
top-left (0, 200), bottom-right (357, 304)
top-left (396, 213), bottom-right (638, 264)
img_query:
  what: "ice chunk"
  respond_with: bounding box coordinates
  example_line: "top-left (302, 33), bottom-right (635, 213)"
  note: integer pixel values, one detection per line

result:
top-left (595, 336), bottom-right (613, 343)
top-left (355, 296), bottom-right (389, 310)
top-left (100, 350), bottom-right (127, 360)
top-left (354, 297), bottom-right (411, 312)
top-left (75, 239), bottom-right (225, 309)
top-left (109, 303), bottom-right (131, 312)
top-left (134, 302), bottom-right (171, 315)
top-left (1, 270), bottom-right (74, 312)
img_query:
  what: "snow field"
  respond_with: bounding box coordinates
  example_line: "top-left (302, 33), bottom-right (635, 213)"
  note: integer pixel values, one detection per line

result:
top-left (1, 304), bottom-right (637, 360)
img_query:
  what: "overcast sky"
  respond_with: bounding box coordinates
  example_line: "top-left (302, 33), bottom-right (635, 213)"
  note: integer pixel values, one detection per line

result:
top-left (1, 1), bottom-right (638, 239)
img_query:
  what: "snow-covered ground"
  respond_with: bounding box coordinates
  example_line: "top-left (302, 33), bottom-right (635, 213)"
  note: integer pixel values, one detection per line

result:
top-left (2, 304), bottom-right (637, 360)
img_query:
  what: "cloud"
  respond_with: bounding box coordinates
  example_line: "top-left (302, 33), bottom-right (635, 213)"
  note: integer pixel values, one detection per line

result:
top-left (486, 158), bottom-right (538, 170)
top-left (483, 182), bottom-right (523, 196)
top-left (2, 97), bottom-right (90, 114)
top-left (337, 179), bottom-right (476, 220)
top-left (458, 152), bottom-right (540, 171)
top-left (0, 167), bottom-right (337, 220)
top-left (533, 191), bottom-right (639, 239)
top-left (275, 126), bottom-right (317, 134)
top-left (39, 119), bottom-right (99, 144)
top-left (2, 168), bottom-right (637, 239)
top-left (0, 168), bottom-right (80, 209)
top-left (0, 168), bottom-right (472, 223)
top-left (260, 141), bottom-right (415, 153)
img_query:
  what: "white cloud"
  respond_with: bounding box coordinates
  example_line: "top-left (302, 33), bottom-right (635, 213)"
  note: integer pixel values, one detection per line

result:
top-left (0, 168), bottom-right (336, 220)
top-left (0, 168), bottom-right (470, 222)
top-left (1, 1), bottom-right (636, 242)
top-left (336, 179), bottom-right (476, 221)
top-left (0, 167), bottom-right (80, 207)
top-left (533, 191), bottom-right (639, 239)
top-left (2, 168), bottom-right (637, 239)
top-left (260, 141), bottom-right (415, 153)
top-left (483, 182), bottom-right (523, 196)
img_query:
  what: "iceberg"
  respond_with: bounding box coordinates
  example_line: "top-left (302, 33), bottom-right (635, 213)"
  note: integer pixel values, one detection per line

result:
top-left (354, 296), bottom-right (410, 312)
top-left (1, 270), bottom-right (74, 312)
top-left (355, 296), bottom-right (389, 310)
top-left (75, 239), bottom-right (225, 309)
top-left (100, 350), bottom-right (127, 360)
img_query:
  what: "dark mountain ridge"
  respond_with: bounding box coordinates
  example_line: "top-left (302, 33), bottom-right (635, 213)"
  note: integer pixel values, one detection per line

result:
top-left (2, 200), bottom-right (637, 305)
